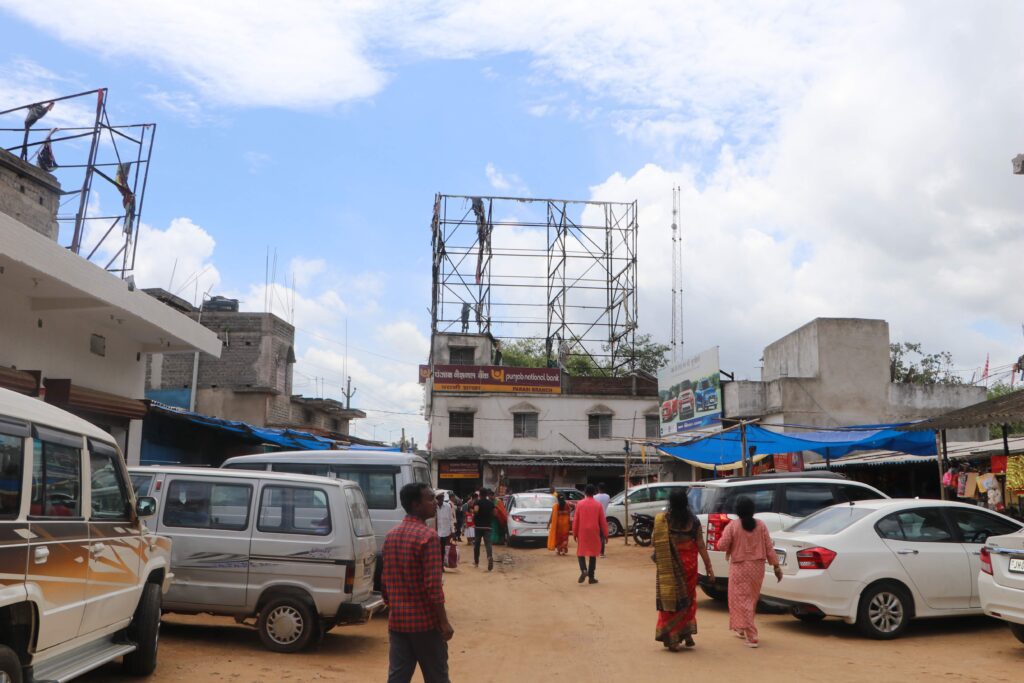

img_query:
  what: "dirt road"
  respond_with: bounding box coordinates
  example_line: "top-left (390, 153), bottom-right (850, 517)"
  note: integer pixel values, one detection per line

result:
top-left (84, 539), bottom-right (1022, 682)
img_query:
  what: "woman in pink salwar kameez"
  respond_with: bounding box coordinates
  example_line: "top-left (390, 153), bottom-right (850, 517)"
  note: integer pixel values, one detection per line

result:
top-left (717, 496), bottom-right (783, 648)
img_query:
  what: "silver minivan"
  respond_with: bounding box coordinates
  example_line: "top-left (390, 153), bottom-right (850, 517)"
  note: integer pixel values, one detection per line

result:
top-left (129, 466), bottom-right (384, 652)
top-left (220, 450), bottom-right (430, 555)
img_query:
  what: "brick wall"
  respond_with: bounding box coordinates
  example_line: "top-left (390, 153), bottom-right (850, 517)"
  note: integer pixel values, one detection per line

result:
top-left (0, 149), bottom-right (60, 240)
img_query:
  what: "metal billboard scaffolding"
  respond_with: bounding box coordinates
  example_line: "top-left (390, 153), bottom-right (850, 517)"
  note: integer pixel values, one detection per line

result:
top-left (0, 88), bottom-right (156, 279)
top-left (430, 193), bottom-right (638, 374)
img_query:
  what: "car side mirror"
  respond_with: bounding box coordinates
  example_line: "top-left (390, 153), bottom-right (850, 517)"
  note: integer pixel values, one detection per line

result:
top-left (136, 496), bottom-right (157, 518)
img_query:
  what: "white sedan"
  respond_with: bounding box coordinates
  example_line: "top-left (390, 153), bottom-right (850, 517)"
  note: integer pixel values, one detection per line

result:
top-left (979, 529), bottom-right (1024, 645)
top-left (761, 499), bottom-right (1022, 639)
top-left (506, 492), bottom-right (557, 547)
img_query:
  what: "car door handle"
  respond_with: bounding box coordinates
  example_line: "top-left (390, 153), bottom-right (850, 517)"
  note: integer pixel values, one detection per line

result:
top-left (33, 547), bottom-right (49, 564)
top-left (970, 550), bottom-right (981, 556)
top-left (896, 549), bottom-right (919, 555)
top-left (90, 543), bottom-right (107, 557)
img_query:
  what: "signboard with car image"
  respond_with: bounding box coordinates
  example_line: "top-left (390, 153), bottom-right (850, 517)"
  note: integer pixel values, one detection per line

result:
top-left (657, 347), bottom-right (722, 435)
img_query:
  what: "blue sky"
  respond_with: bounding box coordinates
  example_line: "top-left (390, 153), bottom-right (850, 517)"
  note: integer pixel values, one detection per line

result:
top-left (2, 1), bottom-right (1023, 443)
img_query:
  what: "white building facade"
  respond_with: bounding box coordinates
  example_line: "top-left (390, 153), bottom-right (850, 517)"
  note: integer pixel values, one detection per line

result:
top-left (424, 333), bottom-right (660, 495)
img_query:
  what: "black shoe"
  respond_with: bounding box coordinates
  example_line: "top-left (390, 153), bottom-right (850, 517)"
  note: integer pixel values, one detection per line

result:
top-left (578, 573), bottom-right (587, 584)
top-left (588, 577), bottom-right (599, 584)
top-left (488, 559), bottom-right (494, 571)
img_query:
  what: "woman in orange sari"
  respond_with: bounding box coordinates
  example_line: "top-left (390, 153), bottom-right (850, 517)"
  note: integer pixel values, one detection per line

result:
top-left (654, 488), bottom-right (714, 650)
top-left (547, 494), bottom-right (571, 555)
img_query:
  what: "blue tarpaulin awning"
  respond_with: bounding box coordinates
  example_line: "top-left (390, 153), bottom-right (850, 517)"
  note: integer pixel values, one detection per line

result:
top-left (148, 401), bottom-right (398, 452)
top-left (656, 423), bottom-right (936, 468)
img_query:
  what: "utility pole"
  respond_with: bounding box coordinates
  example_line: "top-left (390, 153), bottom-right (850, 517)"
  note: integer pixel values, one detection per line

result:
top-left (670, 187), bottom-right (683, 362)
top-left (401, 427), bottom-right (406, 452)
top-left (342, 376), bottom-right (356, 409)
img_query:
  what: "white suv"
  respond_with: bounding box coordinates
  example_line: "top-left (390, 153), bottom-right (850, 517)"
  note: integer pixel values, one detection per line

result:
top-left (605, 482), bottom-right (694, 537)
top-left (690, 473), bottom-right (887, 599)
top-left (0, 388), bottom-right (170, 682)
top-left (979, 529), bottom-right (1024, 646)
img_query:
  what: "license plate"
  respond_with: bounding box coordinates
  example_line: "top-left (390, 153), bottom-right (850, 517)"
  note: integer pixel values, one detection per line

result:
top-left (775, 549), bottom-right (786, 566)
top-left (1010, 558), bottom-right (1024, 574)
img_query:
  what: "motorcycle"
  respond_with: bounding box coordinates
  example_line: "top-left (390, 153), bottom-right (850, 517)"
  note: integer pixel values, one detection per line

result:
top-left (631, 512), bottom-right (654, 547)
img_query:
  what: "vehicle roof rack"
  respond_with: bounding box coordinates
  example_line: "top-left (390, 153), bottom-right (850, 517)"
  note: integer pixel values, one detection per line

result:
top-left (718, 471), bottom-right (848, 482)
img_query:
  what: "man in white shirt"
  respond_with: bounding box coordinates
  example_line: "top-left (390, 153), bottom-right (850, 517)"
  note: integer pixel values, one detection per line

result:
top-left (435, 493), bottom-right (456, 570)
top-left (593, 483), bottom-right (611, 557)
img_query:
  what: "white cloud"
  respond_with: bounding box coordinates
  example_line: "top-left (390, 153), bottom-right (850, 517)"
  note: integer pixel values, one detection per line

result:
top-left (289, 257), bottom-right (327, 289)
top-left (132, 217), bottom-right (221, 304)
top-left (243, 151), bottom-right (271, 174)
top-left (0, 0), bottom-right (391, 109)
top-left (143, 90), bottom-right (212, 126)
top-left (0, 58), bottom-right (96, 128)
top-left (485, 162), bottom-right (529, 195)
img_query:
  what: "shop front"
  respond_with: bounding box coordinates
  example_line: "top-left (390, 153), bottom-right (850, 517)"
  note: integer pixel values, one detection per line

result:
top-left (438, 459), bottom-right (482, 497)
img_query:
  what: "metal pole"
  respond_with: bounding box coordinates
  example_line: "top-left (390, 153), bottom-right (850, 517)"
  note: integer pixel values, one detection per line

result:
top-left (740, 423), bottom-right (749, 476)
top-left (936, 430), bottom-right (946, 501)
top-left (70, 89), bottom-right (106, 254)
top-left (623, 439), bottom-right (630, 545)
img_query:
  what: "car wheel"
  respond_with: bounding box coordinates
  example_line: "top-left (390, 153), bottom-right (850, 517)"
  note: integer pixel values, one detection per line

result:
top-left (700, 582), bottom-right (727, 602)
top-left (0, 644), bottom-right (22, 683)
top-left (1010, 622), bottom-right (1024, 645)
top-left (606, 517), bottom-right (622, 537)
top-left (123, 582), bottom-right (161, 676)
top-left (857, 583), bottom-right (910, 639)
top-left (258, 596), bottom-right (317, 653)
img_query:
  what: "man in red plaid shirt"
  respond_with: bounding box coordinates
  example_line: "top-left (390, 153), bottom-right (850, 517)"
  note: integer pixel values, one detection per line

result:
top-left (382, 482), bottom-right (454, 683)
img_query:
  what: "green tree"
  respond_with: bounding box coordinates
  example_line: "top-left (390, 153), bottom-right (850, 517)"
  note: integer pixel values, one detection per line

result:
top-left (497, 333), bottom-right (669, 377)
top-left (498, 339), bottom-right (547, 368)
top-left (889, 342), bottom-right (963, 385)
top-left (986, 382), bottom-right (1024, 438)
top-left (609, 333), bottom-right (671, 376)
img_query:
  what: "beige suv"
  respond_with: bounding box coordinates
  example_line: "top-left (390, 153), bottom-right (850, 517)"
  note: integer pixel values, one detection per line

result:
top-left (0, 388), bottom-right (170, 682)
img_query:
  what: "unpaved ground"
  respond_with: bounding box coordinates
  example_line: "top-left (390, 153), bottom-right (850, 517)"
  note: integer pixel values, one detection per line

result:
top-left (84, 539), bottom-right (1023, 682)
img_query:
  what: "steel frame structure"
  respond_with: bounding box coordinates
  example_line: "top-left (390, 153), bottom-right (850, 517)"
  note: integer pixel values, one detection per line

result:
top-left (430, 193), bottom-right (638, 374)
top-left (1, 88), bottom-right (156, 279)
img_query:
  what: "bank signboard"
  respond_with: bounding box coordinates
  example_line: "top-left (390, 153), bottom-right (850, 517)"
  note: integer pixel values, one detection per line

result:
top-left (657, 347), bottom-right (722, 435)
top-left (419, 364), bottom-right (562, 394)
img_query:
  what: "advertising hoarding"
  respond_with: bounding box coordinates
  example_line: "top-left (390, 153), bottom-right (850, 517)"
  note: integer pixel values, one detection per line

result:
top-left (657, 347), bottom-right (722, 435)
top-left (419, 364), bottom-right (561, 394)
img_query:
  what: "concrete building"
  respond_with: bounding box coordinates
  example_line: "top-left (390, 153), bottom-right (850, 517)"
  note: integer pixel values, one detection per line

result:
top-left (145, 291), bottom-right (364, 437)
top-left (424, 332), bottom-right (660, 496)
top-left (0, 149), bottom-right (221, 463)
top-left (723, 318), bottom-right (987, 440)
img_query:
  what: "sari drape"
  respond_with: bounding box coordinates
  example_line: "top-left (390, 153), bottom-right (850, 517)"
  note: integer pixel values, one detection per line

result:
top-left (547, 504), bottom-right (571, 553)
top-left (653, 512), bottom-right (699, 646)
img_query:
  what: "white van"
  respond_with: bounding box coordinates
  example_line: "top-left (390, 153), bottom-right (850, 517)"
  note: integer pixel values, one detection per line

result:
top-left (220, 451), bottom-right (430, 551)
top-left (129, 466), bottom-right (383, 652)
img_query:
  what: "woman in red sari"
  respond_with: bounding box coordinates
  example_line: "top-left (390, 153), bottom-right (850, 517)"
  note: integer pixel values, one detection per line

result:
top-left (653, 488), bottom-right (714, 650)
top-left (547, 494), bottom-right (571, 555)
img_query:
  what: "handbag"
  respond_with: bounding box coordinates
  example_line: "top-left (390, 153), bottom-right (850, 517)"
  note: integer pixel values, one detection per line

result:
top-left (446, 543), bottom-right (460, 568)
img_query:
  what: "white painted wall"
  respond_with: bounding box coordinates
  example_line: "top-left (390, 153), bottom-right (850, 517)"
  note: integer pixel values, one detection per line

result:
top-left (429, 392), bottom-right (659, 456)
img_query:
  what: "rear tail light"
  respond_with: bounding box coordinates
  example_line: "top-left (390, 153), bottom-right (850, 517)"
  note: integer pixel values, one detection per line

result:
top-left (980, 547), bottom-right (993, 575)
top-left (344, 570), bottom-right (355, 594)
top-left (511, 514), bottom-right (526, 523)
top-left (706, 513), bottom-right (730, 551)
top-left (796, 547), bottom-right (837, 570)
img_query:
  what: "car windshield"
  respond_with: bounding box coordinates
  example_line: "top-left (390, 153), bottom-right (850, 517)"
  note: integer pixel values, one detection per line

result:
top-left (687, 487), bottom-right (707, 511)
top-left (514, 494), bottom-right (556, 509)
top-left (609, 491), bottom-right (625, 505)
top-left (787, 506), bottom-right (872, 534)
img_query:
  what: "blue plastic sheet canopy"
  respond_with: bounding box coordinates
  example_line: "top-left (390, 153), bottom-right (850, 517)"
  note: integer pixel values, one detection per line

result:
top-left (657, 424), bottom-right (935, 468)
top-left (150, 402), bottom-right (399, 452)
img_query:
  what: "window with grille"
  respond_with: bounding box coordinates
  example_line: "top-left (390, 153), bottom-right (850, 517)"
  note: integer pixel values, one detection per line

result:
top-left (513, 413), bottom-right (538, 438)
top-left (449, 411), bottom-right (474, 438)
top-left (645, 415), bottom-right (660, 438)
top-left (449, 346), bottom-right (475, 365)
top-left (588, 414), bottom-right (612, 439)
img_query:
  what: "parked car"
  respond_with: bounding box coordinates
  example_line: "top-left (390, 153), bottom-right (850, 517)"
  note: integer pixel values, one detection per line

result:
top-left (528, 486), bottom-right (585, 502)
top-left (0, 387), bottom-right (168, 682)
top-left (221, 450), bottom-right (430, 587)
top-left (762, 499), bottom-right (1023, 639)
top-left (129, 466), bottom-right (384, 652)
top-left (605, 482), bottom-right (695, 537)
top-left (691, 472), bottom-right (887, 599)
top-left (979, 529), bottom-right (1024, 645)
top-left (506, 492), bottom-right (558, 547)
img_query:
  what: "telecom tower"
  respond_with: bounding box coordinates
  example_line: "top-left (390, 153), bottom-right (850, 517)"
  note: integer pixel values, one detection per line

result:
top-left (670, 186), bottom-right (684, 362)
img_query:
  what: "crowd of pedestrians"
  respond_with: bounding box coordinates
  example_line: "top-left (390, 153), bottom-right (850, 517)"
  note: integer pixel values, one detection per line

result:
top-left (381, 480), bottom-right (782, 682)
